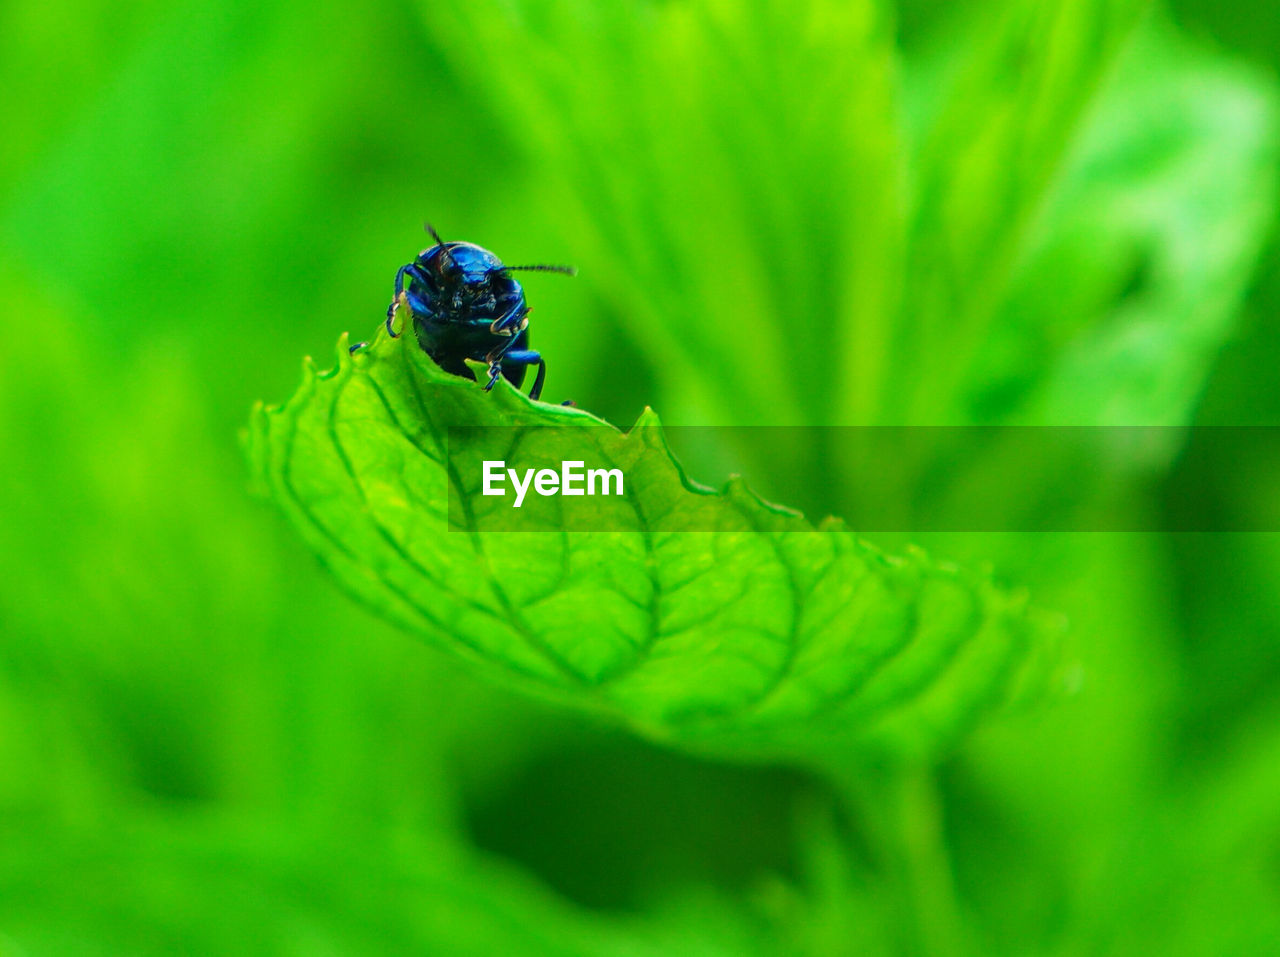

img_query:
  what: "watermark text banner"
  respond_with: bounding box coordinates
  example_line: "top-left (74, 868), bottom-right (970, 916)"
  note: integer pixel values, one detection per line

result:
top-left (446, 426), bottom-right (1279, 532)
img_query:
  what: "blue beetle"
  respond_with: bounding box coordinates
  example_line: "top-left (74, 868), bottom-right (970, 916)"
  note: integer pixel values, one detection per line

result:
top-left (384, 225), bottom-right (573, 401)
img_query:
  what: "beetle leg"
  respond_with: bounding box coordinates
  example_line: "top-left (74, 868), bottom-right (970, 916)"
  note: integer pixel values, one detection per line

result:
top-left (529, 357), bottom-right (547, 401)
top-left (489, 312), bottom-right (529, 337)
top-left (388, 263), bottom-right (437, 336)
top-left (386, 265), bottom-right (414, 336)
top-left (485, 361), bottom-right (503, 390)
top-left (491, 349), bottom-right (545, 401)
top-left (490, 303), bottom-right (529, 336)
top-left (483, 338), bottom-right (513, 390)
top-left (483, 320), bottom-right (542, 399)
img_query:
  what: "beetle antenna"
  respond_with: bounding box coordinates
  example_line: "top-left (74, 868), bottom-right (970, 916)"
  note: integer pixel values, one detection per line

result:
top-left (424, 221), bottom-right (456, 272)
top-left (496, 263), bottom-right (578, 277)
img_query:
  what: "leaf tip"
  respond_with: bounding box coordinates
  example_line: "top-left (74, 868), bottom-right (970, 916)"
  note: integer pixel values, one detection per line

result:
top-left (632, 406), bottom-right (663, 430)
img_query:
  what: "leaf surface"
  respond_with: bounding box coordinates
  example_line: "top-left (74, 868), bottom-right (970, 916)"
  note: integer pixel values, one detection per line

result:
top-left (247, 326), bottom-right (1054, 763)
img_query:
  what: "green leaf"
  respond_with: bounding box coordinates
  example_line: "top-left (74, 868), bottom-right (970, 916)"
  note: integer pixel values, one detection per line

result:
top-left (246, 325), bottom-right (1055, 764)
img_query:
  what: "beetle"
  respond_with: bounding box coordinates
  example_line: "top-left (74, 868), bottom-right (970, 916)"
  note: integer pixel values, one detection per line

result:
top-left (384, 224), bottom-right (574, 401)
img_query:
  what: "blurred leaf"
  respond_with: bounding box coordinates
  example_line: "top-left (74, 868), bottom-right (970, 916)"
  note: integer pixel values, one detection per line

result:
top-left (416, 0), bottom-right (904, 428)
top-left (247, 325), bottom-right (1054, 764)
top-left (1019, 23), bottom-right (1280, 426)
top-left (894, 0), bottom-right (1151, 421)
top-left (903, 15), bottom-right (1280, 430)
top-left (0, 0), bottom-right (513, 393)
top-left (0, 813), bottom-right (687, 957)
top-left (1057, 699), bottom-right (1280, 957)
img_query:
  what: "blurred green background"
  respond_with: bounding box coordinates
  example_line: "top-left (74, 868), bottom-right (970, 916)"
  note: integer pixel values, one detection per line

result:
top-left (3, 0), bottom-right (1280, 953)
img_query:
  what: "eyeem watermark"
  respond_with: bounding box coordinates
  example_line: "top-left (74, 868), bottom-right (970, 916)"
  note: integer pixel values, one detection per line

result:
top-left (451, 425), bottom-right (1280, 532)
top-left (482, 460), bottom-right (624, 508)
